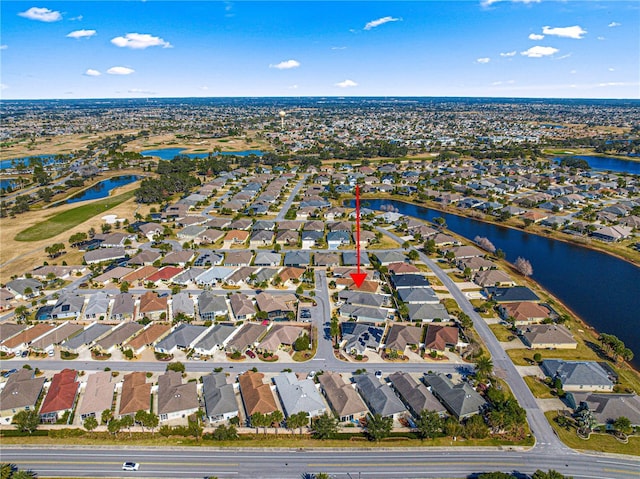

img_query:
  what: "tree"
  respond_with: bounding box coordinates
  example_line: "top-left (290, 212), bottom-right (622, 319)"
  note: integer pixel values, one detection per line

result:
top-left (14, 305), bottom-right (29, 322)
top-left (475, 356), bottom-right (494, 381)
top-left (83, 416), bottom-right (98, 432)
top-left (532, 470), bottom-right (571, 479)
top-left (44, 243), bottom-right (65, 258)
top-left (365, 413), bottom-right (392, 441)
top-left (495, 248), bottom-right (506, 260)
top-left (478, 473), bottom-right (514, 479)
top-left (211, 424), bottom-right (238, 441)
top-left (166, 361), bottom-right (185, 373)
top-left (613, 416), bottom-right (632, 435)
top-left (514, 257), bottom-right (533, 277)
top-left (119, 281), bottom-right (130, 293)
top-left (107, 418), bottom-right (122, 436)
top-left (120, 414), bottom-right (134, 437)
top-left (474, 236), bottom-right (496, 253)
top-left (269, 410), bottom-right (284, 436)
top-left (13, 410), bottom-right (40, 434)
top-left (329, 318), bottom-right (340, 346)
top-left (287, 410), bottom-right (309, 435)
top-left (101, 408), bottom-right (113, 425)
top-left (444, 416), bottom-right (463, 437)
top-left (312, 413), bottom-right (338, 440)
top-left (416, 410), bottom-right (443, 440)
top-left (294, 333), bottom-right (310, 351)
top-left (251, 412), bottom-right (267, 434)
top-left (424, 239), bottom-right (436, 254)
top-left (463, 414), bottom-right (489, 439)
top-left (69, 232), bottom-right (88, 246)
top-left (187, 413), bottom-right (203, 441)
top-left (1, 465), bottom-right (38, 479)
top-left (407, 249), bottom-right (419, 261)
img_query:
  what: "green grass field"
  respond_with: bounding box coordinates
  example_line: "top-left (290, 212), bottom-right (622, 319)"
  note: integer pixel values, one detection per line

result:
top-left (15, 190), bottom-right (135, 242)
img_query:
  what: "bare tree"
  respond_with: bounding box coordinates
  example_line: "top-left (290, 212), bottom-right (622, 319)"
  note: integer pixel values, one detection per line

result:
top-left (474, 236), bottom-right (496, 253)
top-left (514, 257), bottom-right (533, 277)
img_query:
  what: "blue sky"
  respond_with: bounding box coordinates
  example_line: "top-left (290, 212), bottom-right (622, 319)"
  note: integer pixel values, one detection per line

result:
top-left (1, 1), bottom-right (638, 99)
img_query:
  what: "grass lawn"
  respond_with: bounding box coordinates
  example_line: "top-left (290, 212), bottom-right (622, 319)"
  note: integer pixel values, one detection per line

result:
top-left (441, 298), bottom-right (461, 316)
top-left (15, 190), bottom-right (135, 242)
top-left (446, 272), bottom-right (466, 283)
top-left (488, 323), bottom-right (516, 342)
top-left (544, 411), bottom-right (640, 455)
top-left (523, 376), bottom-right (555, 399)
top-left (506, 346), bottom-right (593, 366)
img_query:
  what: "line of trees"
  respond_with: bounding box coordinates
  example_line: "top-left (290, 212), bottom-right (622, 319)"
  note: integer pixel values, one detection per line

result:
top-left (599, 333), bottom-right (634, 363)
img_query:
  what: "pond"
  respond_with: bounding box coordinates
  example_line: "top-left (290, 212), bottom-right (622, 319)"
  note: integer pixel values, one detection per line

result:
top-left (66, 175), bottom-right (139, 204)
top-left (141, 148), bottom-right (263, 160)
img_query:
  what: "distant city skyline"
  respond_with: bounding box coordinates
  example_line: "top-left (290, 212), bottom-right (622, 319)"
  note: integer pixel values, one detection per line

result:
top-left (1, 0), bottom-right (638, 100)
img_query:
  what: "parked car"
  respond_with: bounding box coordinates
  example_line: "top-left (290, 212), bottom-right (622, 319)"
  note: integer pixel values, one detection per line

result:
top-left (21, 350), bottom-right (29, 358)
top-left (300, 309), bottom-right (311, 319)
top-left (375, 370), bottom-right (383, 379)
top-left (3, 369), bottom-right (18, 378)
top-left (245, 350), bottom-right (256, 359)
top-left (48, 350), bottom-right (55, 357)
top-left (122, 462), bottom-right (140, 471)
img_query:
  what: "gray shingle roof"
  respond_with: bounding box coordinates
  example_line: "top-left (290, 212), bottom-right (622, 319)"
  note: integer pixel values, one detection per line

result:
top-left (423, 373), bottom-right (487, 419)
top-left (156, 324), bottom-right (208, 351)
top-left (203, 372), bottom-right (238, 420)
top-left (352, 373), bottom-right (406, 418)
top-left (194, 324), bottom-right (236, 352)
top-left (541, 360), bottom-right (614, 389)
top-left (273, 372), bottom-right (327, 417)
top-left (61, 323), bottom-right (112, 350)
top-left (388, 372), bottom-right (446, 417)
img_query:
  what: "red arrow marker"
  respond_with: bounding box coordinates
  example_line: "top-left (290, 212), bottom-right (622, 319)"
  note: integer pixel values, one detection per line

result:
top-left (350, 184), bottom-right (367, 288)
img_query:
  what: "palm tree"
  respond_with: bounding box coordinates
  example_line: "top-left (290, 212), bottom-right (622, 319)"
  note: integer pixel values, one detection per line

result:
top-left (475, 356), bottom-right (494, 381)
top-left (270, 410), bottom-right (284, 436)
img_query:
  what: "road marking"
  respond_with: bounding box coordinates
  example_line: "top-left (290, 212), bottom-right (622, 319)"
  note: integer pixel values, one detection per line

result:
top-left (307, 462), bottom-right (522, 468)
top-left (603, 469), bottom-right (640, 476)
top-left (17, 460), bottom-right (238, 467)
top-left (311, 358), bottom-right (325, 361)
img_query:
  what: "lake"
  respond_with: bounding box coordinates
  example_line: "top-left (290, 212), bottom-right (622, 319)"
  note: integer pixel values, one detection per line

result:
top-left (141, 148), bottom-right (263, 160)
top-left (555, 155), bottom-right (640, 175)
top-left (0, 154), bottom-right (68, 171)
top-left (66, 175), bottom-right (139, 204)
top-left (358, 199), bottom-right (640, 369)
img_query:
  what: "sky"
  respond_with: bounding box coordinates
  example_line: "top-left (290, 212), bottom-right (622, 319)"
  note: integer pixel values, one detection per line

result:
top-left (1, 0), bottom-right (638, 99)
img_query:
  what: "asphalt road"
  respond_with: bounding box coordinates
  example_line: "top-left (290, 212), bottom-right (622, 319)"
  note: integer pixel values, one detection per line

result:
top-left (2, 446), bottom-right (638, 479)
top-left (275, 174), bottom-right (308, 221)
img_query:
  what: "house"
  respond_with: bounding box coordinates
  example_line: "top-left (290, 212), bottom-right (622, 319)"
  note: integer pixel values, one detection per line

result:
top-left (118, 372), bottom-right (151, 417)
top-left (195, 266), bottom-right (234, 286)
top-left (196, 228), bottom-right (226, 246)
top-left (145, 266), bottom-right (183, 284)
top-left (518, 324), bottom-right (577, 349)
top-left (124, 323), bottom-right (171, 355)
top-left (318, 371), bottom-right (368, 423)
top-left (226, 322), bottom-right (268, 352)
top-left (341, 322), bottom-right (385, 355)
top-left (275, 230), bottom-right (299, 246)
top-left (0, 322), bottom-right (25, 343)
top-left (76, 372), bottom-right (114, 420)
top-left (155, 324), bottom-right (208, 354)
top-left (138, 291), bottom-right (168, 320)
top-left (222, 230), bottom-right (250, 248)
top-left (0, 288), bottom-right (15, 311)
top-left (83, 247), bottom-right (126, 265)
top-left (138, 222), bottom-right (163, 241)
top-left (387, 262), bottom-right (421, 275)
top-left (385, 324), bottom-right (423, 356)
top-left (111, 293), bottom-right (135, 321)
top-left (193, 251), bottom-right (224, 267)
top-left (391, 275), bottom-right (431, 290)
top-left (407, 303), bottom-right (450, 322)
top-left (95, 322), bottom-right (144, 353)
top-left (301, 230), bottom-right (323, 249)
top-left (30, 322), bottom-right (83, 353)
top-left (283, 251), bottom-right (311, 267)
top-left (224, 266), bottom-right (257, 286)
top-left (423, 373), bottom-right (487, 419)
top-left (127, 250), bottom-right (162, 267)
top-left (398, 287), bottom-right (439, 304)
top-left (457, 257), bottom-right (496, 272)
top-left (253, 267), bottom-right (278, 285)
top-left (257, 324), bottom-right (306, 353)
top-left (388, 372), bottom-right (446, 418)
top-left (177, 225), bottom-right (207, 241)
top-left (339, 291), bottom-right (390, 308)
top-left (162, 250), bottom-right (195, 266)
top-left (157, 370), bottom-right (199, 422)
top-left (171, 292), bottom-right (195, 319)
top-left (352, 373), bottom-right (407, 420)
top-left (373, 251), bottom-right (409, 265)
top-left (229, 293), bottom-right (256, 321)
top-left (238, 371), bottom-right (279, 419)
top-left (249, 230), bottom-right (275, 248)
top-left (342, 251), bottom-right (370, 267)
top-left (487, 286), bottom-right (540, 303)
top-left (541, 359), bottom-right (615, 392)
top-left (253, 252), bottom-right (281, 267)
top-left (340, 304), bottom-right (390, 323)
top-left (255, 292), bottom-right (296, 320)
top-left (326, 231), bottom-right (351, 250)
top-left (473, 270), bottom-right (515, 288)
top-left (50, 293), bottom-right (85, 320)
top-left (1, 323), bottom-right (55, 353)
top-left (203, 372), bottom-right (239, 422)
top-left (567, 392), bottom-right (640, 428)
top-left (223, 251), bottom-right (254, 267)
top-left (6, 278), bottom-right (42, 300)
top-left (592, 225), bottom-right (632, 242)
top-left (498, 302), bottom-right (552, 325)
top-left (424, 325), bottom-right (459, 352)
top-left (313, 252), bottom-right (341, 267)
top-left (273, 372), bottom-right (327, 418)
top-left (84, 292), bottom-right (110, 320)
top-left (275, 267), bottom-right (305, 285)
top-left (193, 323), bottom-right (237, 356)
top-left (39, 369), bottom-right (79, 423)
top-left (0, 369), bottom-right (46, 419)
top-left (198, 292), bottom-right (228, 321)
top-left (122, 265), bottom-right (158, 284)
top-left (60, 323), bottom-right (112, 353)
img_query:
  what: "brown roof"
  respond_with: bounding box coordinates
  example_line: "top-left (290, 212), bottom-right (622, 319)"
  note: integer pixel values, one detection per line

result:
top-left (0, 369), bottom-right (45, 412)
top-left (385, 324), bottom-right (423, 352)
top-left (96, 322), bottom-right (144, 350)
top-left (318, 371), bottom-right (368, 419)
top-left (31, 323), bottom-right (84, 351)
top-left (255, 292), bottom-right (295, 314)
top-left (139, 291), bottom-right (168, 314)
top-left (519, 324), bottom-right (577, 348)
top-left (76, 372), bottom-right (114, 417)
top-left (40, 369), bottom-right (79, 415)
top-left (336, 278), bottom-right (379, 293)
top-left (119, 371), bottom-right (151, 416)
top-left (227, 322), bottom-right (267, 351)
top-left (125, 323), bottom-right (171, 350)
top-left (387, 262), bottom-right (421, 275)
top-left (425, 325), bottom-right (459, 351)
top-left (0, 322), bottom-right (26, 342)
top-left (502, 302), bottom-right (551, 322)
top-left (258, 324), bottom-right (306, 352)
top-left (122, 265), bottom-right (158, 282)
top-left (223, 230), bottom-right (249, 242)
top-left (238, 371), bottom-right (278, 416)
top-left (277, 267), bottom-right (305, 283)
top-left (157, 370), bottom-right (199, 415)
top-left (2, 323), bottom-right (55, 349)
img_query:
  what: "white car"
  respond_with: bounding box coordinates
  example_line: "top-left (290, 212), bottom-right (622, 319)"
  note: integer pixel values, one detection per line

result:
top-left (48, 350), bottom-right (55, 357)
top-left (122, 462), bottom-right (139, 471)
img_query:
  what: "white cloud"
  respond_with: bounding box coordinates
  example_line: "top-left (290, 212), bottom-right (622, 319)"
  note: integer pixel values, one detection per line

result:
top-left (491, 80), bottom-right (515, 86)
top-left (0, 45), bottom-right (7, 50)
top-left (608, 68), bottom-right (615, 72)
top-left (476, 57), bottom-right (491, 64)
top-left (331, 46), bottom-right (347, 50)
top-left (18, 7), bottom-right (62, 22)
top-left (107, 66), bottom-right (135, 75)
top-left (364, 16), bottom-right (401, 30)
top-left (269, 59), bottom-right (301, 70)
top-left (500, 51), bottom-right (517, 57)
top-left (597, 36), bottom-right (606, 41)
top-left (288, 84), bottom-right (299, 90)
top-left (520, 46), bottom-right (559, 58)
top-left (69, 15), bottom-right (83, 21)
top-left (200, 86), bottom-right (209, 91)
top-left (555, 53), bottom-right (572, 60)
top-left (111, 33), bottom-right (172, 49)
top-left (542, 25), bottom-right (587, 39)
top-left (608, 22), bottom-right (621, 28)
top-left (529, 33), bottom-right (544, 40)
top-left (67, 29), bottom-right (97, 39)
top-left (84, 69), bottom-right (101, 77)
top-left (481, 0), bottom-right (540, 7)
top-left (128, 88), bottom-right (156, 94)
top-left (335, 79), bottom-right (358, 88)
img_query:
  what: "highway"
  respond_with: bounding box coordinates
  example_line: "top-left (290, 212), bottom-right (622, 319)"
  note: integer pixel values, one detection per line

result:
top-left (1, 445), bottom-right (639, 478)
